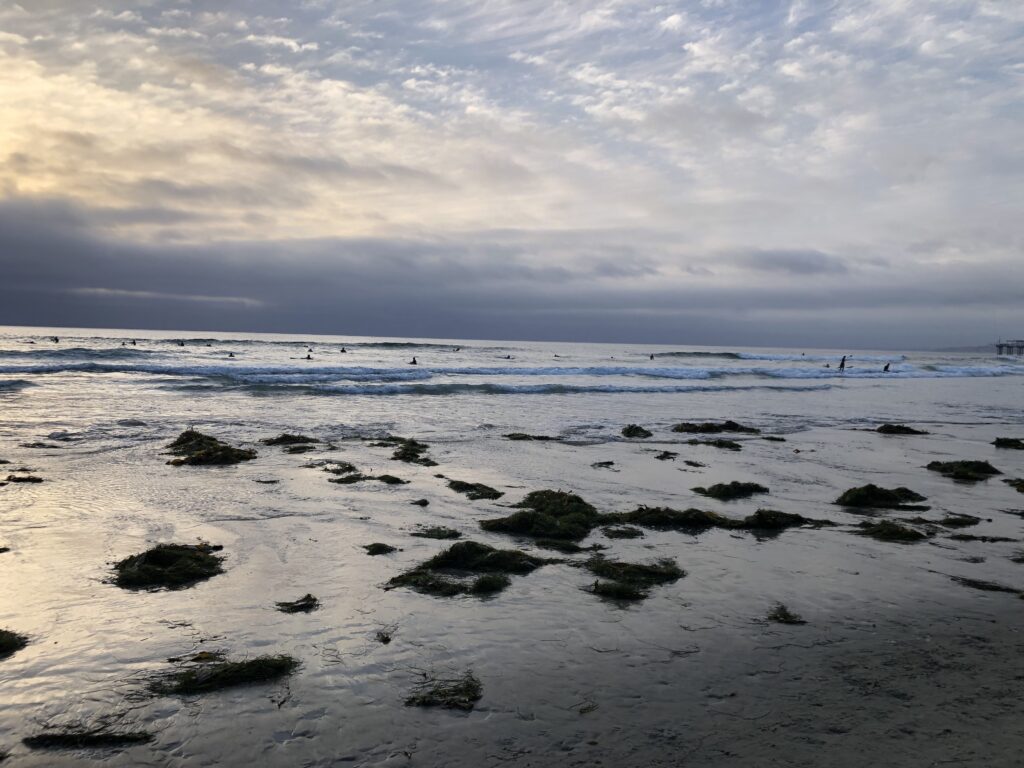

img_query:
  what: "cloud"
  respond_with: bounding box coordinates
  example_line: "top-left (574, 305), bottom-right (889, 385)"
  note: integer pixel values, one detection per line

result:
top-left (0, 1), bottom-right (1020, 346)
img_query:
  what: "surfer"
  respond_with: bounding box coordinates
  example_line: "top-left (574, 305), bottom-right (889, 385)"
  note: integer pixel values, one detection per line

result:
top-left (410, 357), bottom-right (418, 365)
top-left (838, 355), bottom-right (847, 372)
top-left (883, 362), bottom-right (890, 373)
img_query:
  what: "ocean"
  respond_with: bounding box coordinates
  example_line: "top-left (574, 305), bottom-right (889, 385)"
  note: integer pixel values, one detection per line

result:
top-left (1, 325), bottom-right (1023, 767)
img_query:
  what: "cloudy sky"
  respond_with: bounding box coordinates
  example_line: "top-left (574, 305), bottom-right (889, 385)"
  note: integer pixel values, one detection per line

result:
top-left (1, 1), bottom-right (1021, 347)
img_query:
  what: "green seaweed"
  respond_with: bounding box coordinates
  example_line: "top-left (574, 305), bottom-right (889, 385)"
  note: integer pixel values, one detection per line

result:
top-left (856, 520), bottom-right (928, 543)
top-left (470, 573), bottom-right (511, 594)
top-left (766, 603), bottom-right (806, 624)
top-left (410, 526), bottom-right (462, 540)
top-left (329, 473), bottom-right (408, 485)
top-left (876, 424), bottom-right (929, 435)
top-left (939, 514), bottom-right (981, 528)
top-left (672, 420), bottom-right (759, 434)
top-left (480, 490), bottom-right (599, 541)
top-left (150, 655), bottom-right (299, 695)
top-left (948, 534), bottom-right (1017, 543)
top-left (683, 460), bottom-right (705, 468)
top-left (533, 539), bottom-right (605, 554)
top-left (834, 484), bottom-right (928, 509)
top-left (261, 433), bottom-right (318, 446)
top-left (587, 580), bottom-right (647, 601)
top-left (608, 506), bottom-right (827, 534)
top-left (993, 437), bottom-right (1024, 450)
top-left (504, 433), bottom-right (556, 441)
top-left (591, 461), bottom-right (615, 469)
top-left (386, 541), bottom-right (546, 597)
top-left (275, 593), bottom-right (319, 613)
top-left (113, 542), bottom-right (224, 590)
top-left (390, 438), bottom-right (438, 467)
top-left (405, 671), bottom-right (482, 710)
top-left (447, 479), bottom-right (503, 500)
top-left (166, 429), bottom-right (256, 466)
top-left (364, 543), bottom-right (398, 555)
top-left (692, 481), bottom-right (769, 501)
top-left (1004, 478), bottom-right (1024, 493)
top-left (602, 525), bottom-right (644, 539)
top-left (926, 460), bottom-right (1001, 483)
top-left (0, 629), bottom-right (28, 659)
top-left (621, 424), bottom-right (652, 439)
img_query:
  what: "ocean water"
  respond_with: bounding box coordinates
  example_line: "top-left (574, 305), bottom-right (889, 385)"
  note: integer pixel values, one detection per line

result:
top-left (2, 326), bottom-right (1023, 767)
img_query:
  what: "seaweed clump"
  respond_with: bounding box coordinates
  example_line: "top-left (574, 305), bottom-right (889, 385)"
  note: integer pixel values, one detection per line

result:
top-left (447, 479), bottom-right (503, 500)
top-left (877, 424), bottom-right (929, 435)
top-left (481, 490), bottom-right (599, 541)
top-left (275, 594), bottom-right (319, 613)
top-left (1004, 478), bottom-right (1024, 494)
top-left (405, 671), bottom-right (482, 711)
top-left (23, 729), bottom-right (152, 750)
top-left (834, 484), bottom-right (928, 510)
top-left (113, 542), bottom-right (224, 590)
top-left (926, 460), bottom-right (1001, 483)
top-left (685, 438), bottom-right (742, 451)
top-left (364, 543), bottom-right (398, 555)
top-left (766, 603), bottom-right (806, 625)
top-left (5, 474), bottom-right (43, 483)
top-left (692, 481), bottom-right (769, 501)
top-left (504, 433), bottom-right (556, 441)
top-left (602, 525), bottom-right (644, 539)
top-left (261, 433), bottom-right (318, 446)
top-left (410, 526), bottom-right (461, 540)
top-left (329, 473), bottom-right (408, 485)
top-left (0, 629), bottom-right (28, 659)
top-left (386, 541), bottom-right (546, 597)
top-left (856, 520), bottom-right (928, 543)
top-left (621, 424), bottom-right (652, 439)
top-left (166, 429), bottom-right (256, 466)
top-left (950, 576), bottom-right (1020, 595)
top-left (673, 420), bottom-right (759, 434)
top-left (608, 506), bottom-right (824, 535)
top-left (994, 438), bottom-right (1024, 450)
top-left (582, 555), bottom-right (684, 602)
top-left (655, 451), bottom-right (678, 461)
top-left (369, 436), bottom-right (438, 466)
top-left (150, 655), bottom-right (299, 695)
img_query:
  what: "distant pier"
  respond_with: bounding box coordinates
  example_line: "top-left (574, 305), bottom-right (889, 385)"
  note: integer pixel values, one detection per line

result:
top-left (996, 340), bottom-right (1024, 355)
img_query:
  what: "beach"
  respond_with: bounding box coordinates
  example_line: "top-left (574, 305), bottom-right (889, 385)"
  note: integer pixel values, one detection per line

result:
top-left (1, 326), bottom-right (1023, 767)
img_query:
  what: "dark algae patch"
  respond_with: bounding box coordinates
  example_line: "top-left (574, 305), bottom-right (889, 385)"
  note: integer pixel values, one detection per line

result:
top-left (410, 498), bottom-right (430, 506)
top-left (166, 429), bottom-right (256, 466)
top-left (386, 541), bottom-right (546, 597)
top-left (0, 629), bottom-right (28, 659)
top-left (113, 542), bottom-right (224, 590)
top-left (835, 484), bottom-right (927, 509)
top-left (410, 526), bottom-right (461, 540)
top-left (673, 420), bottom-right (759, 434)
top-left (993, 437), bottom-right (1024, 449)
top-left (602, 525), bottom-right (644, 539)
top-left (686, 438), bottom-right (742, 451)
top-left (877, 424), bottom-right (929, 435)
top-left (406, 671), bottom-right (482, 711)
top-left (927, 460), bottom-right (1001, 483)
top-left (150, 655), bottom-right (299, 695)
top-left (692, 481), bottom-right (769, 501)
top-left (504, 433), bottom-right (556, 441)
top-left (330, 473), bottom-right (408, 485)
top-left (655, 450), bottom-right (678, 461)
top-left (767, 603), bottom-right (806, 625)
top-left (950, 576), bottom-right (1020, 595)
top-left (856, 520), bottom-right (928, 543)
top-left (481, 490), bottom-right (599, 541)
top-left (388, 437), bottom-right (438, 466)
top-left (582, 555), bottom-right (684, 602)
top-left (621, 424), bottom-right (652, 439)
top-left (23, 730), bottom-right (152, 750)
top-left (1004, 479), bottom-right (1024, 493)
top-left (762, 435), bottom-right (787, 442)
top-left (447, 479), bottom-right (503, 500)
top-left (261, 433), bottom-right (318, 446)
top-left (364, 543), bottom-right (398, 555)
top-left (275, 593), bottom-right (319, 613)
top-left (608, 506), bottom-right (826, 534)
top-left (4, 474), bottom-right (43, 483)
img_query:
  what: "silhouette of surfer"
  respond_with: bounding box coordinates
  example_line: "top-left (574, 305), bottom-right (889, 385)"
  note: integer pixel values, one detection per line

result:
top-left (838, 355), bottom-right (847, 372)
top-left (883, 362), bottom-right (890, 373)
top-left (410, 357), bottom-right (418, 365)
top-left (228, 352), bottom-right (235, 358)
top-left (340, 347), bottom-right (347, 353)
top-left (305, 354), bottom-right (312, 360)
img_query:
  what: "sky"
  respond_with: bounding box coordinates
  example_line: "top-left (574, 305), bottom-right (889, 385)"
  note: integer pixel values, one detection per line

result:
top-left (0, 0), bottom-right (1022, 348)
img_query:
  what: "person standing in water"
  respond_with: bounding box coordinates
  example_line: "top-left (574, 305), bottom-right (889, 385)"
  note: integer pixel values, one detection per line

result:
top-left (838, 355), bottom-right (847, 372)
top-left (883, 362), bottom-right (890, 373)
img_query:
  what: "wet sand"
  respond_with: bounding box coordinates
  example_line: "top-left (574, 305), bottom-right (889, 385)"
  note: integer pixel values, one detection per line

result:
top-left (1, 419), bottom-right (1023, 766)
